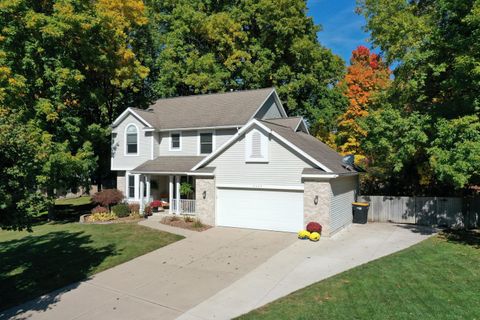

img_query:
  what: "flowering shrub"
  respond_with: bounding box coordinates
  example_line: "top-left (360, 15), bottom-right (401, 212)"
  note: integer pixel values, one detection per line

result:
top-left (306, 222), bottom-right (322, 234)
top-left (150, 200), bottom-right (163, 208)
top-left (309, 232), bottom-right (320, 242)
top-left (90, 211), bottom-right (117, 222)
top-left (91, 206), bottom-right (108, 214)
top-left (297, 230), bottom-right (311, 239)
top-left (128, 203), bottom-right (140, 214)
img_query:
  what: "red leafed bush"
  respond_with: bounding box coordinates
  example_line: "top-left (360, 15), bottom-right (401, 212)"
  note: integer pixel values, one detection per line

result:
top-left (92, 189), bottom-right (124, 208)
top-left (306, 222), bottom-right (322, 233)
top-left (150, 200), bottom-right (163, 208)
top-left (91, 206), bottom-right (108, 214)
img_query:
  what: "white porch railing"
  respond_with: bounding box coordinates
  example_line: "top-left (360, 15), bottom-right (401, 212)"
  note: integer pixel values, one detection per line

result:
top-left (171, 199), bottom-right (196, 214)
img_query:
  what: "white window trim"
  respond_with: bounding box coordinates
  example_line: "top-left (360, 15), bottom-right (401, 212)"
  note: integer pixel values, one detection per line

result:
top-left (245, 128), bottom-right (269, 163)
top-left (124, 123), bottom-right (139, 156)
top-left (198, 130), bottom-right (215, 155)
top-left (126, 173), bottom-right (139, 200)
top-left (169, 131), bottom-right (182, 151)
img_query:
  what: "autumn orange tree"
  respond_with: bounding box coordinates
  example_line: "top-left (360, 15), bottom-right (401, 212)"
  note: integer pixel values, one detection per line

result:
top-left (335, 46), bottom-right (390, 156)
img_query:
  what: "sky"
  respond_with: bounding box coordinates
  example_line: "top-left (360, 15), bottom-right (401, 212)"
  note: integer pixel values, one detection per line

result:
top-left (306, 0), bottom-right (370, 64)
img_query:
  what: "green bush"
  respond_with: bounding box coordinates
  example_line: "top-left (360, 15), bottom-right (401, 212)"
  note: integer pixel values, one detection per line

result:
top-left (112, 203), bottom-right (130, 217)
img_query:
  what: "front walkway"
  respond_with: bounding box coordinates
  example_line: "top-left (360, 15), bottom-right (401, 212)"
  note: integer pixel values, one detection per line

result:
top-left (1, 223), bottom-right (435, 320)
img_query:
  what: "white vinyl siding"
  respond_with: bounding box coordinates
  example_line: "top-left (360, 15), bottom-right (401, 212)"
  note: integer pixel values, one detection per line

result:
top-left (111, 114), bottom-right (152, 170)
top-left (215, 128), bottom-right (237, 149)
top-left (159, 130), bottom-right (197, 156)
top-left (210, 126), bottom-right (314, 188)
top-left (330, 176), bottom-right (357, 235)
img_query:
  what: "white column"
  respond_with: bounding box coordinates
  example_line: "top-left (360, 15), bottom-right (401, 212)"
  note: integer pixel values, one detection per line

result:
top-left (146, 175), bottom-right (151, 204)
top-left (175, 175), bottom-right (181, 214)
top-left (169, 176), bottom-right (174, 214)
top-left (139, 175), bottom-right (144, 213)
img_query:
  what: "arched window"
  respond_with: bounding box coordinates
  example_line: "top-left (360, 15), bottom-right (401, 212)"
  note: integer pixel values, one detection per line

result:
top-left (126, 124), bottom-right (138, 154)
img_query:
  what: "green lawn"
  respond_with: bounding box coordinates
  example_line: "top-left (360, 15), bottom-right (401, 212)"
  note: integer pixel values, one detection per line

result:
top-left (0, 221), bottom-right (183, 311)
top-left (54, 195), bottom-right (92, 206)
top-left (238, 230), bottom-right (480, 320)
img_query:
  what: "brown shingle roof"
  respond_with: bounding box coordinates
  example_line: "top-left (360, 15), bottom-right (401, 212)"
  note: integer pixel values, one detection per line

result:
top-left (131, 156), bottom-right (205, 173)
top-left (262, 117), bottom-right (303, 131)
top-left (136, 88), bottom-right (275, 130)
top-left (260, 121), bottom-right (357, 174)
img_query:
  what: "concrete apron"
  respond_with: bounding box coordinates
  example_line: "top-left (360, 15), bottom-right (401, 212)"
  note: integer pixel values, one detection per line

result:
top-left (177, 223), bottom-right (436, 320)
top-left (1, 226), bottom-right (297, 320)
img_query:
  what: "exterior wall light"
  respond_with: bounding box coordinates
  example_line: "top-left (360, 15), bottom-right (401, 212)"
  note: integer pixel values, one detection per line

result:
top-left (314, 195), bottom-right (318, 205)
top-left (202, 190), bottom-right (207, 199)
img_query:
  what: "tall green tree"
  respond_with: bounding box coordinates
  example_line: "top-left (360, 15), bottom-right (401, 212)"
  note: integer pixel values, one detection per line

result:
top-left (357, 0), bottom-right (480, 193)
top-left (147, 0), bottom-right (347, 124)
top-left (0, 0), bottom-right (149, 227)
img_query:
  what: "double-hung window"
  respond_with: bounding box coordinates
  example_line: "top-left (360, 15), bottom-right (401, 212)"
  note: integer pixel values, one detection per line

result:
top-left (200, 132), bottom-right (213, 154)
top-left (170, 133), bottom-right (181, 151)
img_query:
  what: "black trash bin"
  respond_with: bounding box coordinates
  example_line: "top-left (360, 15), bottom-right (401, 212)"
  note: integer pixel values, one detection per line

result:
top-left (352, 202), bottom-right (369, 224)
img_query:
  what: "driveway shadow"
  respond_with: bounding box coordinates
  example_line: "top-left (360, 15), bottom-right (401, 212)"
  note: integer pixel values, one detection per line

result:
top-left (0, 230), bottom-right (116, 318)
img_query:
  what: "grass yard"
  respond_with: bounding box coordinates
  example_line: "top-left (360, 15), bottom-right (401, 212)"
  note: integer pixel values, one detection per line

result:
top-left (238, 230), bottom-right (480, 320)
top-left (0, 221), bottom-right (183, 311)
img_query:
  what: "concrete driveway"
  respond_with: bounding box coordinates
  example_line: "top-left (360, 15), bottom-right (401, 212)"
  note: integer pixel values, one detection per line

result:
top-left (1, 222), bottom-right (434, 320)
top-left (1, 223), bottom-right (296, 320)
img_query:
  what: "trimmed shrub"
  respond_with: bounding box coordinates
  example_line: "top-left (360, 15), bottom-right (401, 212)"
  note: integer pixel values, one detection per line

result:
top-left (91, 206), bottom-right (108, 214)
top-left (92, 189), bottom-right (124, 208)
top-left (128, 203), bottom-right (140, 214)
top-left (112, 203), bottom-right (130, 217)
top-left (90, 211), bottom-right (117, 222)
top-left (306, 222), bottom-right (322, 234)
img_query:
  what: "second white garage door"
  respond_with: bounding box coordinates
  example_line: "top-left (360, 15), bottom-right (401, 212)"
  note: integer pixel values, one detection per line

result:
top-left (216, 188), bottom-right (304, 232)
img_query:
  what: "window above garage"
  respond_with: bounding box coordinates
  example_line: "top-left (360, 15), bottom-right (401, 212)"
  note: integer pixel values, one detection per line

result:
top-left (245, 129), bottom-right (269, 163)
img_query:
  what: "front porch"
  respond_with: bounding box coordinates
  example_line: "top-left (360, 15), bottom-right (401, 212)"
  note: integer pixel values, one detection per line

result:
top-left (138, 174), bottom-right (197, 215)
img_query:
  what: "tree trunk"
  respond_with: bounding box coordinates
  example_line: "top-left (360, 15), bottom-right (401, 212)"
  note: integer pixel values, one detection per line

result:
top-left (47, 187), bottom-right (56, 221)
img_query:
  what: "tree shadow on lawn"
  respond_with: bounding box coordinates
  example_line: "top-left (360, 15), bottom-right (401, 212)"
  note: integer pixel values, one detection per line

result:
top-left (0, 230), bottom-right (117, 318)
top-left (439, 229), bottom-right (480, 248)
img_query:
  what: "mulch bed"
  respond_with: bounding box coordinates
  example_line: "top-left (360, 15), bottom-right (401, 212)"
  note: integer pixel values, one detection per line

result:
top-left (81, 214), bottom-right (145, 224)
top-left (160, 216), bottom-right (212, 232)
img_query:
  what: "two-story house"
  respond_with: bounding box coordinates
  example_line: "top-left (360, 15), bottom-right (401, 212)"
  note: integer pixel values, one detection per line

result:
top-left (111, 88), bottom-right (359, 236)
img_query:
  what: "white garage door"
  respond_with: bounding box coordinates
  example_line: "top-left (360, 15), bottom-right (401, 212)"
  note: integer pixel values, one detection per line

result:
top-left (216, 188), bottom-right (304, 232)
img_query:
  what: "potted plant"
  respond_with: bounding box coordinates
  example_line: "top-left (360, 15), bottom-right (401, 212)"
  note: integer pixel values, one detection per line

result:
top-left (150, 200), bottom-right (163, 213)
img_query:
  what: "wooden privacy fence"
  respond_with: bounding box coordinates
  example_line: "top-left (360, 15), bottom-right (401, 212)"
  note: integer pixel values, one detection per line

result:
top-left (358, 196), bottom-right (480, 228)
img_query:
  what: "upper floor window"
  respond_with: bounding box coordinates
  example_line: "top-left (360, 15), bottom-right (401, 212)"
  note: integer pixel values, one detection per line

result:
top-left (245, 129), bottom-right (268, 162)
top-left (126, 124), bottom-right (138, 154)
top-left (200, 132), bottom-right (213, 154)
top-left (170, 132), bottom-right (181, 151)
